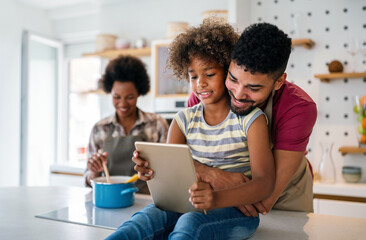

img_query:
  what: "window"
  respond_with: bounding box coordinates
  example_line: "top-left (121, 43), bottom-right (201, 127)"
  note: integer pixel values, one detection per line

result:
top-left (67, 57), bottom-right (106, 165)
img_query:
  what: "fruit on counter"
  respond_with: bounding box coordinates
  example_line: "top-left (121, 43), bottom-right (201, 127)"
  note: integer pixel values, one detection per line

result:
top-left (357, 114), bottom-right (364, 122)
top-left (361, 134), bottom-right (366, 144)
top-left (359, 125), bottom-right (366, 134)
top-left (354, 95), bottom-right (366, 144)
top-left (354, 95), bottom-right (366, 117)
top-left (360, 95), bottom-right (366, 107)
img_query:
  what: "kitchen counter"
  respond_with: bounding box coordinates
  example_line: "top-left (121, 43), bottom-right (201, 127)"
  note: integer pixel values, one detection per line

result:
top-left (313, 181), bottom-right (366, 198)
top-left (1, 186), bottom-right (366, 240)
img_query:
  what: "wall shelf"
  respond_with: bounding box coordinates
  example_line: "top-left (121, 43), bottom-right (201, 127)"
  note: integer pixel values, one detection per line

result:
top-left (291, 38), bottom-right (315, 49)
top-left (155, 94), bottom-right (190, 98)
top-left (314, 72), bottom-right (366, 82)
top-left (83, 47), bottom-right (151, 59)
top-left (339, 146), bottom-right (366, 156)
top-left (82, 38), bottom-right (314, 59)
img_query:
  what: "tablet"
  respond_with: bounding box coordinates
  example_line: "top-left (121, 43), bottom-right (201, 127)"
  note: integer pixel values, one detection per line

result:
top-left (135, 141), bottom-right (201, 213)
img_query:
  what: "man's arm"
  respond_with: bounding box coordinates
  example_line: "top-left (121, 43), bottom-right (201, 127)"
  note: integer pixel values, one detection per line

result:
top-left (195, 150), bottom-right (304, 216)
top-left (194, 160), bottom-right (246, 190)
top-left (240, 150), bottom-right (304, 216)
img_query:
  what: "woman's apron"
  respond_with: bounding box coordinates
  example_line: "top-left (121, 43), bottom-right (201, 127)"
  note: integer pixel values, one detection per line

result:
top-left (264, 91), bottom-right (314, 212)
top-left (102, 125), bottom-right (149, 194)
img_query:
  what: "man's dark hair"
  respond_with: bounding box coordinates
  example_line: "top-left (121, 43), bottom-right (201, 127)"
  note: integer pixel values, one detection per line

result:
top-left (102, 55), bottom-right (150, 95)
top-left (232, 22), bottom-right (292, 79)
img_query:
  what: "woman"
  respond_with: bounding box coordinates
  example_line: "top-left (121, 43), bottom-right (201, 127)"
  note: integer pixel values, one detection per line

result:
top-left (85, 55), bottom-right (169, 194)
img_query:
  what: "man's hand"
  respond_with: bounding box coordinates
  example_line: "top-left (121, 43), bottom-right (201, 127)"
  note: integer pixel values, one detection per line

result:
top-left (237, 197), bottom-right (276, 217)
top-left (194, 160), bottom-right (276, 216)
top-left (194, 161), bottom-right (246, 190)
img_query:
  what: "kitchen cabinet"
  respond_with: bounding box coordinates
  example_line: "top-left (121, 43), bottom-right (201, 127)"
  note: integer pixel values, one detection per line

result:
top-left (314, 199), bottom-right (366, 219)
top-left (314, 72), bottom-right (366, 82)
top-left (313, 182), bottom-right (366, 219)
top-left (151, 40), bottom-right (190, 117)
top-left (152, 40), bottom-right (189, 98)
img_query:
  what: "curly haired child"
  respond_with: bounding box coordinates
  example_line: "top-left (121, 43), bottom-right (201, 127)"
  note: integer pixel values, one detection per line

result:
top-left (106, 19), bottom-right (275, 240)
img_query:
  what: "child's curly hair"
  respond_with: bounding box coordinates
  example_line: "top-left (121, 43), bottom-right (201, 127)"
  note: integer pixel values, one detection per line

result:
top-left (168, 19), bottom-right (239, 81)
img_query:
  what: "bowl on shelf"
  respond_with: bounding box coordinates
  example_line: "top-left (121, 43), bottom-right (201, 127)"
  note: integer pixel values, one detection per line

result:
top-left (342, 166), bottom-right (362, 183)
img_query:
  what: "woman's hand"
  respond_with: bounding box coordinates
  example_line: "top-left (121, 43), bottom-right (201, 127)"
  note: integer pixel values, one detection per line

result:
top-left (87, 151), bottom-right (108, 174)
top-left (132, 151), bottom-right (153, 181)
top-left (189, 182), bottom-right (215, 211)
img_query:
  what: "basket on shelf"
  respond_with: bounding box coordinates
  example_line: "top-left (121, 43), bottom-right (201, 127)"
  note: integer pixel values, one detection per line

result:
top-left (95, 34), bottom-right (118, 52)
top-left (166, 22), bottom-right (189, 39)
top-left (202, 10), bottom-right (228, 23)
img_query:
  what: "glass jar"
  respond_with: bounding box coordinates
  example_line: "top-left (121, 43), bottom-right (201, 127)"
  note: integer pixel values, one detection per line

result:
top-left (318, 142), bottom-right (336, 183)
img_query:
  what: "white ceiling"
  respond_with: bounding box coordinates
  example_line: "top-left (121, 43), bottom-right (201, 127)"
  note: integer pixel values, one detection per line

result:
top-left (16, 0), bottom-right (94, 9)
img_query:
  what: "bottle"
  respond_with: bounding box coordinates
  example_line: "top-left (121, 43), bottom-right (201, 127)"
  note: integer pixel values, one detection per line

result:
top-left (318, 142), bottom-right (336, 183)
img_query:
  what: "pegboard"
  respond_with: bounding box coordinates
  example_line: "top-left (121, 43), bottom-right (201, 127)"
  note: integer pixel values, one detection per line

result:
top-left (250, 0), bottom-right (366, 183)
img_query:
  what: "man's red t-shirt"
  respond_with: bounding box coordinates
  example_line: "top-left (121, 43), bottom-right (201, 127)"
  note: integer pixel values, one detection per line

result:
top-left (187, 81), bottom-right (317, 152)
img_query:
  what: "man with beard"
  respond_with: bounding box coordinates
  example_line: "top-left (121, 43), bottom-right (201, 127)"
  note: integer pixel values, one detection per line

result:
top-left (188, 22), bottom-right (317, 215)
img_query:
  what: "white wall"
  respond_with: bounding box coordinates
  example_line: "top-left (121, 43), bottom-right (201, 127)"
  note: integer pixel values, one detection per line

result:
top-left (0, 0), bottom-right (53, 186)
top-left (52, 0), bottom-right (229, 45)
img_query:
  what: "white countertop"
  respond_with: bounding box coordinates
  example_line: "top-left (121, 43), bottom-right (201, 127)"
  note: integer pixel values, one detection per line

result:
top-left (1, 186), bottom-right (366, 240)
top-left (50, 163), bottom-right (85, 174)
top-left (313, 182), bottom-right (366, 198)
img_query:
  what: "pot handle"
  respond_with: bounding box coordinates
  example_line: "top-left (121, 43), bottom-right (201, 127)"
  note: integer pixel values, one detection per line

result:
top-left (120, 187), bottom-right (139, 195)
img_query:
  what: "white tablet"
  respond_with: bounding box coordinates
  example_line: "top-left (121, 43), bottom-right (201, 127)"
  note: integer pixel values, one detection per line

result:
top-left (135, 141), bottom-right (201, 213)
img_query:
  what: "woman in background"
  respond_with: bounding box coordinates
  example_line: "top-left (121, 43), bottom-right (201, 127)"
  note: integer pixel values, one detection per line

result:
top-left (85, 55), bottom-right (169, 194)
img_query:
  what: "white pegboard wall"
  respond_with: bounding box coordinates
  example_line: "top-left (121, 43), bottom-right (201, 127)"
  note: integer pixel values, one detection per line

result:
top-left (250, 0), bottom-right (366, 183)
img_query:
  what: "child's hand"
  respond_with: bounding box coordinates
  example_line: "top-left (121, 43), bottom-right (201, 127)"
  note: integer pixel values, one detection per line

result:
top-left (189, 182), bottom-right (215, 211)
top-left (132, 151), bottom-right (153, 181)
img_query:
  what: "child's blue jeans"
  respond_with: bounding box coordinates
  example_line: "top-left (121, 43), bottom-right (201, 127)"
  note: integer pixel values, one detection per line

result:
top-left (105, 204), bottom-right (259, 240)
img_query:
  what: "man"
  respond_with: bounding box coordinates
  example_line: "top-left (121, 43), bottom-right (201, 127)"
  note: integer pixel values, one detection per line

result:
top-left (189, 22), bottom-right (317, 216)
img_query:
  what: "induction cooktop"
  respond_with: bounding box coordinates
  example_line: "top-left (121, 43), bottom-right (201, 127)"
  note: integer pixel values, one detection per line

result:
top-left (35, 197), bottom-right (152, 229)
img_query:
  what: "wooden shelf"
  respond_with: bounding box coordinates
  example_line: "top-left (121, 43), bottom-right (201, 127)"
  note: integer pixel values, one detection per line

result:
top-left (83, 47), bottom-right (151, 59)
top-left (291, 38), bottom-right (315, 49)
top-left (339, 146), bottom-right (366, 156)
top-left (71, 89), bottom-right (107, 95)
top-left (314, 72), bottom-right (366, 82)
top-left (82, 38), bottom-right (313, 59)
top-left (155, 94), bottom-right (190, 98)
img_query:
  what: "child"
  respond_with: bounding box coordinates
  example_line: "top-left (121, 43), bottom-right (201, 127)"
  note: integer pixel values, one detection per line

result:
top-left (106, 19), bottom-right (275, 240)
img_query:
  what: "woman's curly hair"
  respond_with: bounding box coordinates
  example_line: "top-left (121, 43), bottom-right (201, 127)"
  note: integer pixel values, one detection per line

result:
top-left (102, 55), bottom-right (150, 95)
top-left (232, 22), bottom-right (292, 79)
top-left (168, 19), bottom-right (239, 81)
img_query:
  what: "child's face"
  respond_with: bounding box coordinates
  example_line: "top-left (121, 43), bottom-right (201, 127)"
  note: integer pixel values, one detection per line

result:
top-left (188, 57), bottom-right (227, 106)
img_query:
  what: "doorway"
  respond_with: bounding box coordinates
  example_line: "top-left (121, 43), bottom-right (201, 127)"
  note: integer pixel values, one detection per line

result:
top-left (20, 31), bottom-right (64, 186)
